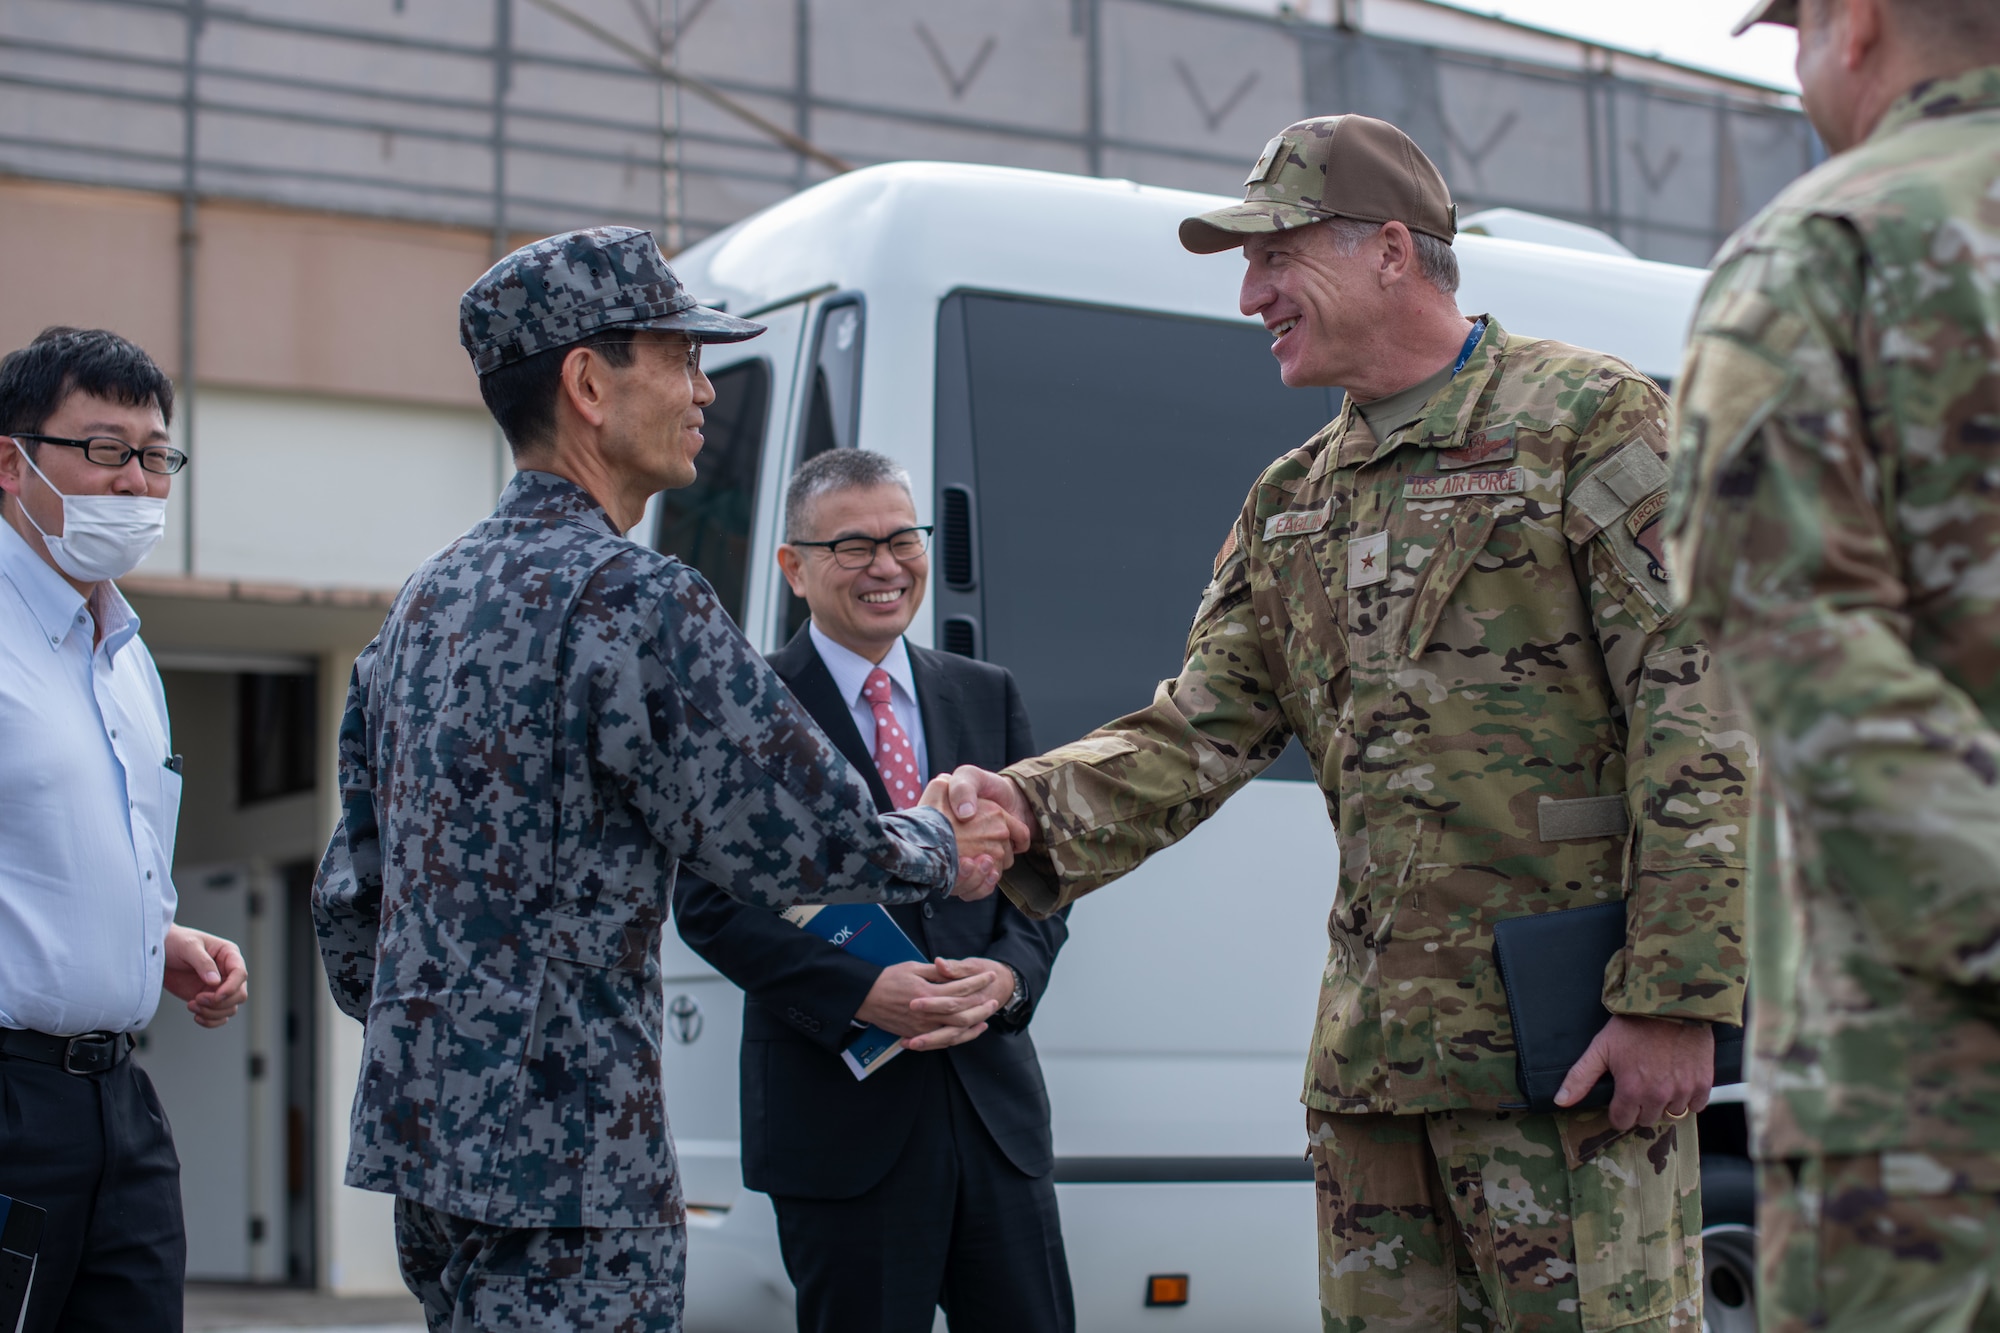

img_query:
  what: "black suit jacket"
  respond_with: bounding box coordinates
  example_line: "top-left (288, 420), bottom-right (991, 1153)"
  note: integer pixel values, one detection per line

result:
top-left (673, 627), bottom-right (1068, 1199)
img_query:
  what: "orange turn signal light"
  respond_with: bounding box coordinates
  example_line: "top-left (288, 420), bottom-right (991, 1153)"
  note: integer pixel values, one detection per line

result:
top-left (1146, 1274), bottom-right (1190, 1307)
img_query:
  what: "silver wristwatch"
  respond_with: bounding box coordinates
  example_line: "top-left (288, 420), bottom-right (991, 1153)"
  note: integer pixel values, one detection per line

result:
top-left (998, 964), bottom-right (1030, 1021)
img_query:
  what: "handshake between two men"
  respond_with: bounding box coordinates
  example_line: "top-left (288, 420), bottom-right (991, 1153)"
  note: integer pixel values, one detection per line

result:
top-left (898, 769), bottom-right (1035, 1052)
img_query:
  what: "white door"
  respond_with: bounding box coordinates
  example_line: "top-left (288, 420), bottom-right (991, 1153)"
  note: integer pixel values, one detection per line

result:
top-left (135, 862), bottom-right (285, 1281)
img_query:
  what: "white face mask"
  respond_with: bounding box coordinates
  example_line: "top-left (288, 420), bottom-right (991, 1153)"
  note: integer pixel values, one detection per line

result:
top-left (15, 444), bottom-right (168, 582)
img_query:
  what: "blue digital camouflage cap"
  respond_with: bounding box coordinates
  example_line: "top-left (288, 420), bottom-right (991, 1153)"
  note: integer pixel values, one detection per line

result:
top-left (459, 226), bottom-right (763, 375)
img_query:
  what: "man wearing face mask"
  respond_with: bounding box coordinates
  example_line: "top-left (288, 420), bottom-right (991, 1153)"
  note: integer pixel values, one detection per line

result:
top-left (0, 325), bottom-right (250, 1333)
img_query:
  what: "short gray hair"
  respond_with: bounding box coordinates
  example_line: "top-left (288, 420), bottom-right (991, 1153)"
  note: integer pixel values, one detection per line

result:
top-left (1322, 217), bottom-right (1460, 297)
top-left (784, 448), bottom-right (914, 540)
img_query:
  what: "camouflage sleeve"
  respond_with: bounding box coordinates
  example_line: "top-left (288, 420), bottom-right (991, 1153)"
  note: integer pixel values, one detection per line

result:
top-left (998, 509), bottom-right (1292, 917)
top-left (1565, 374), bottom-right (1752, 1025)
top-left (1670, 224), bottom-right (2000, 988)
top-left (310, 647), bottom-right (384, 1023)
top-left (590, 557), bottom-right (956, 907)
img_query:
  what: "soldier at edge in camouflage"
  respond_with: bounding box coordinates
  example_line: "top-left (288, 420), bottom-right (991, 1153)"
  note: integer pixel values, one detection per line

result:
top-left (312, 227), bottom-right (1026, 1332)
top-left (949, 116), bottom-right (1750, 1332)
top-left (1670, 0), bottom-right (2000, 1328)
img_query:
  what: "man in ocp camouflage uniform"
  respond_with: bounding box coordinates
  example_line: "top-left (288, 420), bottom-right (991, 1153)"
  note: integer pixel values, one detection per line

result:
top-left (1668, 1), bottom-right (2000, 1328)
top-left (312, 228), bottom-right (1022, 1331)
top-left (947, 116), bottom-right (1752, 1331)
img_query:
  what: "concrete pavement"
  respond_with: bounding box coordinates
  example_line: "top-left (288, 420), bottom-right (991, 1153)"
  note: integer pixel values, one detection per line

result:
top-left (184, 1282), bottom-right (424, 1333)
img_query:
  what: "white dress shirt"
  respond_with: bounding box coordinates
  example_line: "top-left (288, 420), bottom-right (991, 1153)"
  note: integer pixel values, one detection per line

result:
top-left (0, 518), bottom-right (179, 1036)
top-left (808, 622), bottom-right (930, 787)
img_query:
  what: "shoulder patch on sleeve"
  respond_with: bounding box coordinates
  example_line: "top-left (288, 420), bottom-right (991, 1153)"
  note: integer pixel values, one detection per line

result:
top-left (1625, 492), bottom-right (1670, 583)
top-left (1213, 526), bottom-right (1239, 578)
top-left (1625, 491), bottom-right (1667, 538)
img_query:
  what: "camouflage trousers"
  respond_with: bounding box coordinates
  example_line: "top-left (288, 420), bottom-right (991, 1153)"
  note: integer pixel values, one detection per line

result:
top-left (394, 1197), bottom-right (687, 1333)
top-left (1307, 1107), bottom-right (1702, 1332)
top-left (1759, 1153), bottom-right (2000, 1333)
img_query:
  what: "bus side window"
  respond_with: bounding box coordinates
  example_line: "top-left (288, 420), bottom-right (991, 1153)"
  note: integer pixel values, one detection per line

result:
top-left (654, 357), bottom-right (773, 626)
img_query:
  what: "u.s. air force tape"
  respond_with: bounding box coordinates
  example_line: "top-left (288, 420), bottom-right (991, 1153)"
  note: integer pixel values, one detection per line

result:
top-left (1404, 466), bottom-right (1526, 499)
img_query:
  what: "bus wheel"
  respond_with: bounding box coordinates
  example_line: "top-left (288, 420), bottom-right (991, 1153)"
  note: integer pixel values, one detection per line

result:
top-left (1701, 1223), bottom-right (1756, 1333)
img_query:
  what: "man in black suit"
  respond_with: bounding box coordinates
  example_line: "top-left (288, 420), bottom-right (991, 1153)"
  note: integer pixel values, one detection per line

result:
top-left (674, 449), bottom-right (1074, 1333)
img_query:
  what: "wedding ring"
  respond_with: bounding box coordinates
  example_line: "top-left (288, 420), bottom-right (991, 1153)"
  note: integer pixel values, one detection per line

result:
top-left (1665, 1106), bottom-right (1690, 1120)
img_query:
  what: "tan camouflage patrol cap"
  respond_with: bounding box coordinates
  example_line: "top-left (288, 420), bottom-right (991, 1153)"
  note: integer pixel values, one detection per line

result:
top-left (1180, 115), bottom-right (1458, 255)
top-left (460, 226), bottom-right (762, 376)
top-left (1731, 0), bottom-right (1797, 34)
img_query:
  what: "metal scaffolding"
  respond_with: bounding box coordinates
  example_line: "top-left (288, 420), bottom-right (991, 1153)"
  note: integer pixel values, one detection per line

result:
top-left (1, 0), bottom-right (1816, 263)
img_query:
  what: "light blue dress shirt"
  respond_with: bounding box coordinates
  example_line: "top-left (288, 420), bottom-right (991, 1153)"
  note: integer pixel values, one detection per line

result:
top-left (808, 622), bottom-right (929, 788)
top-left (0, 518), bottom-right (179, 1036)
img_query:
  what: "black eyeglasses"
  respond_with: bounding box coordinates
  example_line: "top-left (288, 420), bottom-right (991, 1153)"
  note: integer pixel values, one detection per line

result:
top-left (590, 339), bottom-right (703, 373)
top-left (12, 434), bottom-right (188, 475)
top-left (789, 526), bottom-right (933, 569)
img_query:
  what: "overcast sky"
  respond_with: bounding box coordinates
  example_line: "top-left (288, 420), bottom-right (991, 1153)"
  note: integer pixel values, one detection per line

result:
top-left (1428, 0), bottom-right (1803, 90)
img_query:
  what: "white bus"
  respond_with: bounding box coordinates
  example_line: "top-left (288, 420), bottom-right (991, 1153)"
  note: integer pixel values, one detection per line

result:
top-left (647, 160), bottom-right (1754, 1333)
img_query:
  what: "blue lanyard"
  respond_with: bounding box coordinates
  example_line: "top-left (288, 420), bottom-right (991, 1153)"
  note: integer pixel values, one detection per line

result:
top-left (1451, 319), bottom-right (1486, 376)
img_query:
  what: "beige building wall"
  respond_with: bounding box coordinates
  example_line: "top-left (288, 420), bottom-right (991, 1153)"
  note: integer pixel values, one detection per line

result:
top-left (0, 175), bottom-right (495, 410)
top-left (194, 205), bottom-right (487, 409)
top-left (0, 180), bottom-right (183, 363)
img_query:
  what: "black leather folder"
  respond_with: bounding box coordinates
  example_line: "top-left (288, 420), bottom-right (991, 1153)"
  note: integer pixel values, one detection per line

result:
top-left (1493, 899), bottom-right (1744, 1113)
top-left (0, 1192), bottom-right (44, 1333)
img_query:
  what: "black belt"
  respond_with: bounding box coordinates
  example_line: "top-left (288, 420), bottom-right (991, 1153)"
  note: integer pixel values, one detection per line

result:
top-left (0, 1028), bottom-right (133, 1075)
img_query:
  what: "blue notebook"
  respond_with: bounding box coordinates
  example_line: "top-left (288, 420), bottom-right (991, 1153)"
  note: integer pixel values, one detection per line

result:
top-left (0, 1192), bottom-right (45, 1333)
top-left (781, 902), bottom-right (929, 1080)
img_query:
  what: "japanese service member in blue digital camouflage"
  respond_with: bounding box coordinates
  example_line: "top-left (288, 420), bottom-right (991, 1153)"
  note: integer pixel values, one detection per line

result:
top-left (312, 227), bottom-right (1027, 1332)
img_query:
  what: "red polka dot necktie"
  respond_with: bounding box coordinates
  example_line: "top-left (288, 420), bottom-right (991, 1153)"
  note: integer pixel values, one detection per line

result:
top-left (863, 667), bottom-right (921, 810)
